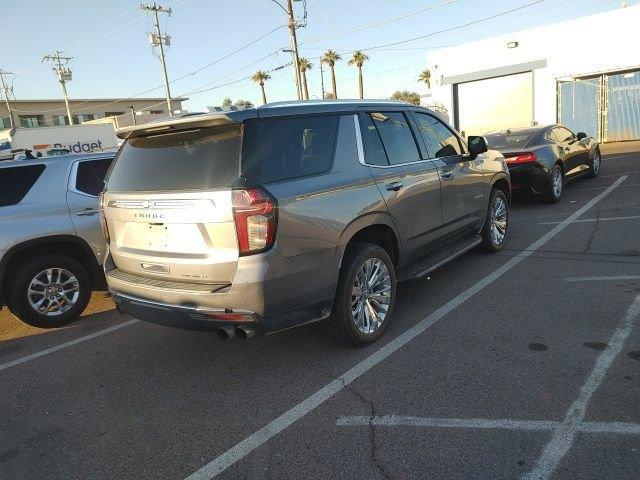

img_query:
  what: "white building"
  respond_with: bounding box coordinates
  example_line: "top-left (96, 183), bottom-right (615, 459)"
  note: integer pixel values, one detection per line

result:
top-left (427, 4), bottom-right (640, 142)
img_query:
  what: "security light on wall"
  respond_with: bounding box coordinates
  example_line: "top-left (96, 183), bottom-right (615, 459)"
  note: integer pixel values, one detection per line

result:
top-left (507, 41), bottom-right (519, 49)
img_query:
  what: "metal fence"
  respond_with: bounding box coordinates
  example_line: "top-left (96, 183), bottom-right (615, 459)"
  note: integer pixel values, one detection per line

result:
top-left (557, 68), bottom-right (640, 142)
top-left (605, 70), bottom-right (640, 142)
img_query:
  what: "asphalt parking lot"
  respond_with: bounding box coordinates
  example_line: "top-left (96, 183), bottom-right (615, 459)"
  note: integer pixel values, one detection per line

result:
top-left (1, 149), bottom-right (639, 480)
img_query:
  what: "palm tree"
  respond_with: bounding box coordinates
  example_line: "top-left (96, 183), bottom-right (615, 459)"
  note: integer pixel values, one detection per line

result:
top-left (298, 58), bottom-right (313, 100)
top-left (348, 50), bottom-right (370, 99)
top-left (418, 68), bottom-right (432, 90)
top-left (222, 97), bottom-right (232, 108)
top-left (251, 70), bottom-right (271, 105)
top-left (321, 50), bottom-right (341, 99)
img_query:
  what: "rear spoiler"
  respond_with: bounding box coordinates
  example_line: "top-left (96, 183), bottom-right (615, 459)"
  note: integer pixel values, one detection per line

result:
top-left (116, 113), bottom-right (240, 140)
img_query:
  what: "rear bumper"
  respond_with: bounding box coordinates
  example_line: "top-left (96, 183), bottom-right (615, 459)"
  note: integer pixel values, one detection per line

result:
top-left (508, 163), bottom-right (551, 195)
top-left (111, 291), bottom-right (259, 331)
top-left (104, 246), bottom-right (337, 333)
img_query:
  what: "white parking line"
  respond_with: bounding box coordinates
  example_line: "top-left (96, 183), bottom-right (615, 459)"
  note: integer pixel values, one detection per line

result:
top-left (539, 215), bottom-right (640, 225)
top-left (523, 293), bottom-right (640, 480)
top-left (336, 415), bottom-right (640, 435)
top-left (184, 175), bottom-right (628, 480)
top-left (0, 319), bottom-right (139, 373)
top-left (564, 275), bottom-right (640, 282)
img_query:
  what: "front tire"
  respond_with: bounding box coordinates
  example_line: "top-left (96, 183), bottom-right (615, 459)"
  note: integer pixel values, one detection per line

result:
top-left (544, 164), bottom-right (564, 203)
top-left (329, 243), bottom-right (396, 346)
top-left (7, 255), bottom-right (91, 328)
top-left (588, 147), bottom-right (601, 178)
top-left (480, 188), bottom-right (509, 253)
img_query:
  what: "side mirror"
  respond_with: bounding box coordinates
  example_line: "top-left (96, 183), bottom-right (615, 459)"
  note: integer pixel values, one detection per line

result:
top-left (576, 132), bottom-right (587, 141)
top-left (468, 135), bottom-right (488, 156)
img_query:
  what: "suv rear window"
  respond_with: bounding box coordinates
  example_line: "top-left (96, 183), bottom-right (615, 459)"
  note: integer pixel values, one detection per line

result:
top-left (106, 125), bottom-right (241, 192)
top-left (0, 164), bottom-right (45, 207)
top-left (259, 115), bottom-right (339, 183)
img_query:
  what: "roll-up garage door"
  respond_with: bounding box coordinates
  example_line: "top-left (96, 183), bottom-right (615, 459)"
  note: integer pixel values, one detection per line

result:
top-left (456, 71), bottom-right (533, 137)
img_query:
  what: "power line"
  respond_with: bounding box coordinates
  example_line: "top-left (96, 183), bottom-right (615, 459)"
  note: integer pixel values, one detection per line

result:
top-left (299, 0), bottom-right (459, 45)
top-left (357, 0), bottom-right (547, 52)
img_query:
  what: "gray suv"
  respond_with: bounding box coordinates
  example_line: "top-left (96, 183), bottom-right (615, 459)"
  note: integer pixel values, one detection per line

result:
top-left (103, 101), bottom-right (510, 345)
top-left (0, 152), bottom-right (114, 327)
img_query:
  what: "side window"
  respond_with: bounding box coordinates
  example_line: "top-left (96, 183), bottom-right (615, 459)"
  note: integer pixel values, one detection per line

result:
top-left (359, 112), bottom-right (389, 166)
top-left (556, 127), bottom-right (575, 142)
top-left (259, 115), bottom-right (339, 183)
top-left (413, 113), bottom-right (463, 159)
top-left (0, 164), bottom-right (46, 207)
top-left (367, 111), bottom-right (420, 165)
top-left (75, 158), bottom-right (113, 196)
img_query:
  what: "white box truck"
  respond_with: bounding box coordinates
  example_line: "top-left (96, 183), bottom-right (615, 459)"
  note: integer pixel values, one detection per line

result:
top-left (0, 124), bottom-right (118, 160)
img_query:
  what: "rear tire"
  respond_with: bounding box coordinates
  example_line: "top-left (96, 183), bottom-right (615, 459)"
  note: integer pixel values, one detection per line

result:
top-left (7, 254), bottom-right (91, 328)
top-left (480, 188), bottom-right (509, 253)
top-left (329, 243), bottom-right (396, 346)
top-left (544, 164), bottom-right (564, 203)
top-left (588, 147), bottom-right (601, 178)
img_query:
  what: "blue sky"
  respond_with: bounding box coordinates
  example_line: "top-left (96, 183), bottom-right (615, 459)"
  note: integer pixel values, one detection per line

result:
top-left (3, 0), bottom-right (628, 111)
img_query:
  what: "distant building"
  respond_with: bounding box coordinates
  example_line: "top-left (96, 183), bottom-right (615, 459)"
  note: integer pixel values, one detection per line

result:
top-left (0, 97), bottom-right (187, 129)
top-left (428, 5), bottom-right (640, 142)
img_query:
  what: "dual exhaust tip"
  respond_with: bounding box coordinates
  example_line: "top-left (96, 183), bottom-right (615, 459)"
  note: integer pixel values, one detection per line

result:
top-left (217, 324), bottom-right (255, 340)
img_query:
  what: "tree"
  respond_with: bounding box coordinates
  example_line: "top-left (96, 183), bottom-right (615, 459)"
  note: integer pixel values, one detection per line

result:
top-left (418, 68), bottom-right (432, 90)
top-left (251, 70), bottom-right (271, 105)
top-left (323, 92), bottom-right (335, 99)
top-left (390, 90), bottom-right (421, 105)
top-left (298, 57), bottom-right (313, 100)
top-left (321, 50), bottom-right (342, 99)
top-left (234, 99), bottom-right (254, 108)
top-left (348, 50), bottom-right (370, 99)
top-left (222, 97), bottom-right (232, 108)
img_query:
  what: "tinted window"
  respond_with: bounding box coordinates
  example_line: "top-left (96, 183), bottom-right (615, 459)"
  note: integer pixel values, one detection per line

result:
top-left (259, 115), bottom-right (338, 183)
top-left (414, 113), bottom-right (462, 158)
top-left (360, 113), bottom-right (389, 166)
top-left (485, 131), bottom-right (537, 149)
top-left (368, 112), bottom-right (420, 165)
top-left (107, 125), bottom-right (241, 192)
top-left (0, 164), bottom-right (46, 207)
top-left (75, 158), bottom-right (113, 196)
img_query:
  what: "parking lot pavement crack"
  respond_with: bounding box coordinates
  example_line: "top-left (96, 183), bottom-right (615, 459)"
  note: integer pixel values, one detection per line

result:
top-left (582, 207), bottom-right (602, 254)
top-left (331, 374), bottom-right (393, 480)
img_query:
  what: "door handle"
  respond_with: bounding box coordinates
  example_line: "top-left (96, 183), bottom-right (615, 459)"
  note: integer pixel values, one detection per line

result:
top-left (441, 170), bottom-right (453, 179)
top-left (76, 208), bottom-right (99, 216)
top-left (385, 181), bottom-right (403, 192)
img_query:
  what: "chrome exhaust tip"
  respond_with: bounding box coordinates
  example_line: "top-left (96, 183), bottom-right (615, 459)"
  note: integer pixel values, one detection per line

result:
top-left (236, 326), bottom-right (255, 339)
top-left (217, 324), bottom-right (236, 340)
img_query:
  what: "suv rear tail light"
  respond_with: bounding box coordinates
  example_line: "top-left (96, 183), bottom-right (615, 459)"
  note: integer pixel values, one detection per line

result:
top-left (232, 188), bottom-right (277, 256)
top-left (504, 152), bottom-right (537, 165)
top-left (98, 192), bottom-right (110, 244)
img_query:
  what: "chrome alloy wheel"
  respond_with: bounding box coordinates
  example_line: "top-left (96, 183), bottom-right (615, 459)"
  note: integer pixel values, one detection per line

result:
top-left (351, 258), bottom-right (392, 334)
top-left (552, 167), bottom-right (563, 199)
top-left (592, 151), bottom-right (601, 174)
top-left (27, 268), bottom-right (80, 316)
top-left (490, 195), bottom-right (508, 246)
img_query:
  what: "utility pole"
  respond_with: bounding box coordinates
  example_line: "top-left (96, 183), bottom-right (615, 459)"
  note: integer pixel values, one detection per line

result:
top-left (42, 51), bottom-right (73, 125)
top-left (286, 0), bottom-right (303, 100)
top-left (140, 3), bottom-right (174, 116)
top-left (0, 69), bottom-right (15, 128)
top-left (319, 62), bottom-right (325, 99)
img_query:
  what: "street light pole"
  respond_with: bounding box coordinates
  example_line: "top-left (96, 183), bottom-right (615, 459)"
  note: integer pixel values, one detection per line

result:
top-left (42, 51), bottom-right (73, 125)
top-left (128, 106), bottom-right (137, 125)
top-left (141, 3), bottom-right (174, 116)
top-left (0, 69), bottom-right (15, 128)
top-left (286, 0), bottom-right (303, 100)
